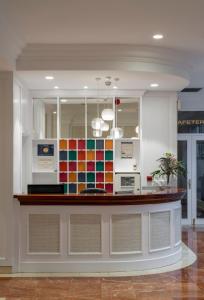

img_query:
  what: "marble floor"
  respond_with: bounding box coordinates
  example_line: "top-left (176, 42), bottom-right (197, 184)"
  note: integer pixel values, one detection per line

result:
top-left (0, 226), bottom-right (204, 300)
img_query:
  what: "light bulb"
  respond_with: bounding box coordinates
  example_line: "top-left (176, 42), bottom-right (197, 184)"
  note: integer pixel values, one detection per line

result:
top-left (91, 118), bottom-right (104, 130)
top-left (101, 122), bottom-right (109, 132)
top-left (93, 129), bottom-right (102, 137)
top-left (110, 127), bottom-right (123, 139)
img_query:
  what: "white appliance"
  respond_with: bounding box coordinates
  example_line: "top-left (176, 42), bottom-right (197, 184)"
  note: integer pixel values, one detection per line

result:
top-left (115, 172), bottom-right (141, 193)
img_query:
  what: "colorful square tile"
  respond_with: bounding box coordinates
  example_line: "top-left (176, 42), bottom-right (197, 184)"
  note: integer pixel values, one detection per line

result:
top-left (68, 139), bottom-right (77, 149)
top-left (87, 139), bottom-right (95, 149)
top-left (60, 139), bottom-right (67, 150)
top-left (96, 183), bottom-right (104, 189)
top-left (96, 150), bottom-right (104, 160)
top-left (64, 184), bottom-right (68, 194)
top-left (105, 150), bottom-right (113, 160)
top-left (105, 172), bottom-right (113, 182)
top-left (87, 183), bottom-right (95, 189)
top-left (78, 172), bottom-right (86, 182)
top-left (78, 161), bottom-right (86, 171)
top-left (59, 161), bottom-right (67, 172)
top-left (96, 140), bottom-right (104, 149)
top-left (87, 172), bottom-right (95, 182)
top-left (78, 183), bottom-right (86, 193)
top-left (69, 183), bottom-right (77, 193)
top-left (69, 161), bottom-right (77, 171)
top-left (78, 139), bottom-right (85, 149)
top-left (60, 172), bottom-right (67, 183)
top-left (87, 150), bottom-right (95, 160)
top-left (105, 140), bottom-right (113, 149)
top-left (69, 172), bottom-right (77, 182)
top-left (105, 161), bottom-right (113, 171)
top-left (96, 161), bottom-right (104, 171)
top-left (96, 172), bottom-right (104, 182)
top-left (105, 183), bottom-right (113, 193)
top-left (69, 150), bottom-right (77, 160)
top-left (87, 161), bottom-right (95, 171)
top-left (78, 151), bottom-right (86, 160)
top-left (60, 151), bottom-right (67, 161)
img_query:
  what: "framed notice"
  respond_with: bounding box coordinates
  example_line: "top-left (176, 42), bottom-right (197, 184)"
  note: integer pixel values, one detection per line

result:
top-left (38, 144), bottom-right (54, 156)
top-left (37, 157), bottom-right (55, 171)
top-left (121, 141), bottom-right (134, 159)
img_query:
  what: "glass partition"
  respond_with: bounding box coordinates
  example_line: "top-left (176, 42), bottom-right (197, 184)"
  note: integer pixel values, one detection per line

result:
top-left (33, 98), bottom-right (57, 139)
top-left (87, 98), bottom-right (113, 139)
top-left (116, 98), bottom-right (139, 138)
top-left (60, 98), bottom-right (85, 138)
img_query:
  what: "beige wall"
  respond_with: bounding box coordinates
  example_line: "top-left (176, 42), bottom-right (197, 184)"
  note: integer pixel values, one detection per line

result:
top-left (0, 71), bottom-right (13, 267)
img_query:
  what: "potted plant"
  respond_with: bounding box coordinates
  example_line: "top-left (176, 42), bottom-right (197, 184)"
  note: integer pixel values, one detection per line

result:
top-left (151, 152), bottom-right (185, 186)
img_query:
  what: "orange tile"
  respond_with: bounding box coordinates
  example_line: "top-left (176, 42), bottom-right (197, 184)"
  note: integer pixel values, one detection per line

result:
top-left (59, 139), bottom-right (67, 149)
top-left (78, 161), bottom-right (86, 171)
top-left (78, 183), bottom-right (86, 193)
top-left (105, 139), bottom-right (113, 150)
top-left (68, 172), bottom-right (77, 182)
top-left (105, 161), bottom-right (113, 171)
top-left (87, 150), bottom-right (95, 160)
top-left (105, 172), bottom-right (113, 182)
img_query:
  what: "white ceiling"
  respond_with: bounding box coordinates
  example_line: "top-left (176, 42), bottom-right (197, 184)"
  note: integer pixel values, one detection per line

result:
top-left (17, 70), bottom-right (188, 91)
top-left (1, 0), bottom-right (204, 88)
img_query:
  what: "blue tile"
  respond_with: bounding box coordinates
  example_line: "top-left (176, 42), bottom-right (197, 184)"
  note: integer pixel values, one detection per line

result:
top-left (60, 151), bottom-right (67, 161)
top-left (69, 184), bottom-right (77, 193)
top-left (78, 172), bottom-right (86, 182)
top-left (96, 139), bottom-right (104, 149)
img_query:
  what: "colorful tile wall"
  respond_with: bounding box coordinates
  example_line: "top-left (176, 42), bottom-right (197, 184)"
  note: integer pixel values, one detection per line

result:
top-left (59, 139), bottom-right (114, 194)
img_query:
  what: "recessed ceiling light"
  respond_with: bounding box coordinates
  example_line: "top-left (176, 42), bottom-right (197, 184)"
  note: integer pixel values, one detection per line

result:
top-left (150, 83), bottom-right (159, 87)
top-left (113, 86), bottom-right (118, 89)
top-left (53, 111), bottom-right (57, 114)
top-left (153, 34), bottom-right (163, 40)
top-left (61, 99), bottom-right (68, 103)
top-left (83, 86), bottom-right (88, 89)
top-left (54, 86), bottom-right (59, 89)
top-left (45, 76), bottom-right (54, 80)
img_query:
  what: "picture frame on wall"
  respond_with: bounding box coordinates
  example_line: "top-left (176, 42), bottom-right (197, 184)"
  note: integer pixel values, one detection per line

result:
top-left (37, 144), bottom-right (54, 156)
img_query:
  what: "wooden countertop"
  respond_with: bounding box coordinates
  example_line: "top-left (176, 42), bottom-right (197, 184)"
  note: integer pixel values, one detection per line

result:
top-left (14, 188), bottom-right (185, 205)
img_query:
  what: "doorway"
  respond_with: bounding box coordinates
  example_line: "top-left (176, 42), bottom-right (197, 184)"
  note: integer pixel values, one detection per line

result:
top-left (178, 134), bottom-right (204, 225)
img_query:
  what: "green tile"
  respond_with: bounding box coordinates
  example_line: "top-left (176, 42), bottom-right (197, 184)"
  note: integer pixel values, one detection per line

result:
top-left (69, 150), bottom-right (76, 160)
top-left (96, 161), bottom-right (104, 171)
top-left (64, 184), bottom-right (68, 194)
top-left (87, 172), bottom-right (95, 182)
top-left (87, 139), bottom-right (95, 149)
top-left (105, 150), bottom-right (113, 160)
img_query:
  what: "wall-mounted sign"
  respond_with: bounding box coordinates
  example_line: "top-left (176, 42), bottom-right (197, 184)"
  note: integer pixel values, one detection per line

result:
top-left (38, 144), bottom-right (54, 156)
top-left (178, 111), bottom-right (204, 133)
top-left (121, 141), bottom-right (134, 159)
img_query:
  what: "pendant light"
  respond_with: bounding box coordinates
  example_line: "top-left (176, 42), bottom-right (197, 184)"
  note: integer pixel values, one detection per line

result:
top-left (91, 117), bottom-right (104, 130)
top-left (101, 122), bottom-right (109, 132)
top-left (101, 108), bottom-right (114, 121)
top-left (93, 129), bottom-right (102, 137)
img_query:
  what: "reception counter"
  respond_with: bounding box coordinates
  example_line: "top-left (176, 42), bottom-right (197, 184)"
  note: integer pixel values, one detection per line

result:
top-left (14, 188), bottom-right (185, 273)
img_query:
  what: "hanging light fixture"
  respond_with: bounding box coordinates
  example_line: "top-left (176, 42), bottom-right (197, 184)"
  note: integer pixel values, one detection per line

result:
top-left (101, 122), bottom-right (109, 132)
top-left (135, 125), bottom-right (139, 135)
top-left (91, 117), bottom-right (104, 130)
top-left (110, 127), bottom-right (123, 139)
top-left (101, 108), bottom-right (114, 121)
top-left (93, 129), bottom-right (102, 137)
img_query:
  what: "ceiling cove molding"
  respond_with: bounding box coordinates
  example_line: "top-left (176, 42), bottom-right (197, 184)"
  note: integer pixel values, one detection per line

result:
top-left (16, 44), bottom-right (191, 80)
top-left (31, 89), bottom-right (145, 99)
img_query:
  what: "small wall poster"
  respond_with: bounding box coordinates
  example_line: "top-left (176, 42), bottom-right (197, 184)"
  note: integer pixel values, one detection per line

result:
top-left (38, 144), bottom-right (54, 156)
top-left (121, 141), bottom-right (134, 159)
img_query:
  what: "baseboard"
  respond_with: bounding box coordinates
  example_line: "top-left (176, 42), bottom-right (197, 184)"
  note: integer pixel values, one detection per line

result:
top-left (0, 266), bottom-right (12, 274)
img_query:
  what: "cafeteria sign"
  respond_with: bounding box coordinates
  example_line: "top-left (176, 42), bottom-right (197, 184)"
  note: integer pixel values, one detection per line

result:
top-left (178, 111), bottom-right (204, 133)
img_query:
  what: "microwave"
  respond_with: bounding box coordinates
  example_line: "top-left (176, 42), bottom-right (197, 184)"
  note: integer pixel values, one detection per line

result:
top-left (115, 172), bottom-right (141, 193)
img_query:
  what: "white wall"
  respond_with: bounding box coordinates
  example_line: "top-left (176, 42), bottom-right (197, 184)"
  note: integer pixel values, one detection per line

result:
top-left (0, 71), bottom-right (13, 267)
top-left (141, 92), bottom-right (178, 186)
